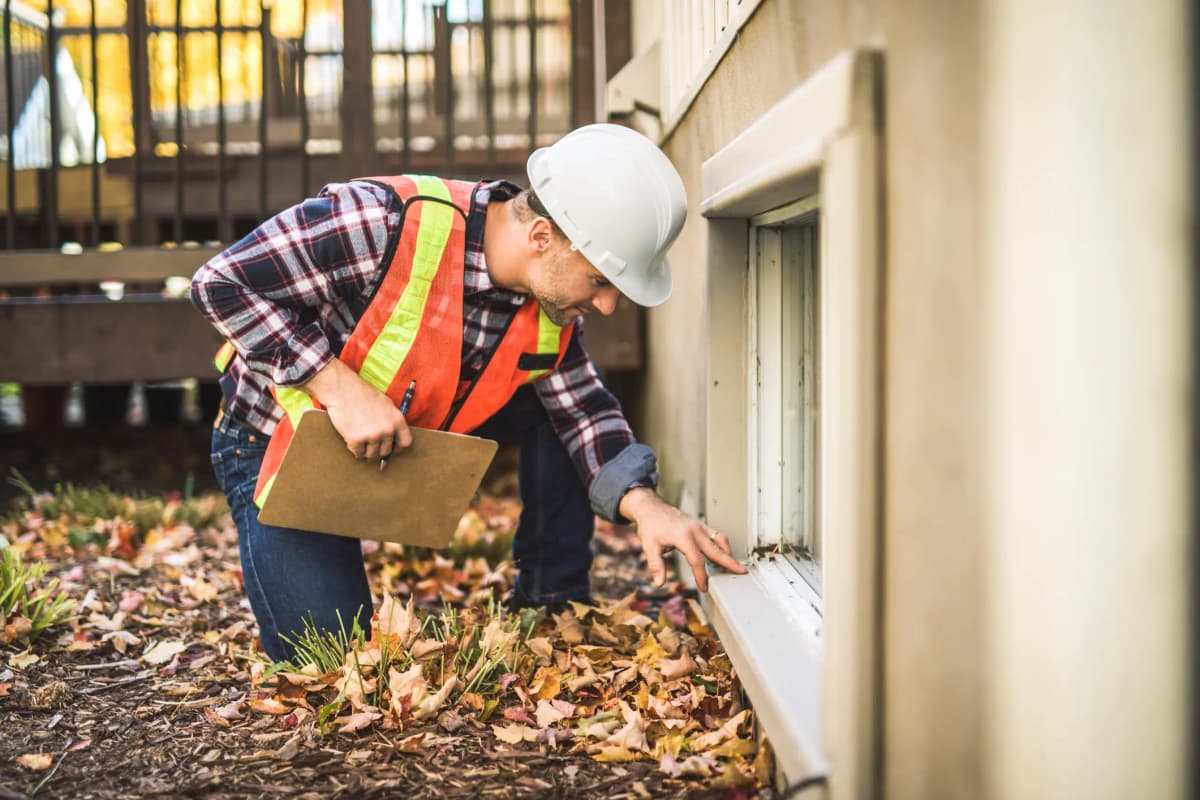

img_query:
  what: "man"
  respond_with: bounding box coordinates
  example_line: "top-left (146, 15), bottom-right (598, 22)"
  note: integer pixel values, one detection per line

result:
top-left (191, 124), bottom-right (745, 662)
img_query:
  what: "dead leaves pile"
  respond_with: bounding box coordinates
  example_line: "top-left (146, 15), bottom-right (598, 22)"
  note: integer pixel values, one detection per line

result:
top-left (243, 591), bottom-right (766, 786)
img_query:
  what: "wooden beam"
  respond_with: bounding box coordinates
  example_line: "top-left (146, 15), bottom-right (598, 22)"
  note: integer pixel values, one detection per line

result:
top-left (0, 247), bottom-right (222, 286)
top-left (0, 299), bottom-right (225, 384)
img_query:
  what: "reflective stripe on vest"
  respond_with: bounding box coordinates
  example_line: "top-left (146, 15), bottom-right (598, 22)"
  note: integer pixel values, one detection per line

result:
top-left (249, 174), bottom-right (574, 509)
top-left (213, 341), bottom-right (236, 373)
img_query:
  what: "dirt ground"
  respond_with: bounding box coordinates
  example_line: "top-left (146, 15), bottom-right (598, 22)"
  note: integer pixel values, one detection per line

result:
top-left (0, 432), bottom-right (778, 800)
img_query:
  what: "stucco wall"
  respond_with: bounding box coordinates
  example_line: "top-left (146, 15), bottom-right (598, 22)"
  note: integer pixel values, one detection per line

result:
top-left (640, 0), bottom-right (986, 796)
top-left (643, 0), bottom-right (879, 509)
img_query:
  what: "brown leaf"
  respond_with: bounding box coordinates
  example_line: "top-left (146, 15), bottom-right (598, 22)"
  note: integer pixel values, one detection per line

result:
top-left (526, 636), bottom-right (554, 665)
top-left (658, 648), bottom-right (697, 680)
top-left (336, 711), bottom-right (381, 733)
top-left (248, 696), bottom-right (290, 715)
top-left (503, 706), bottom-right (537, 727)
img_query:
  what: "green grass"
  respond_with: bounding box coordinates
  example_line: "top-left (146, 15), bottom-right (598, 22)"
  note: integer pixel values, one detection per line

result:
top-left (0, 545), bottom-right (75, 644)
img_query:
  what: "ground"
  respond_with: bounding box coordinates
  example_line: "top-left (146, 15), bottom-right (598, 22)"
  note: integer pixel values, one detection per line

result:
top-left (0, 443), bottom-right (775, 800)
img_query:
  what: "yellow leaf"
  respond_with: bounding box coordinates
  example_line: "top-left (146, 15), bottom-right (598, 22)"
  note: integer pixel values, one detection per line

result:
top-left (530, 665), bottom-right (562, 701)
top-left (635, 634), bottom-right (666, 667)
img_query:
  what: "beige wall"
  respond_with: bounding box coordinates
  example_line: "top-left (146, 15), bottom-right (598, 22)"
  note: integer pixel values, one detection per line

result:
top-left (637, 0), bottom-right (1191, 796)
top-left (642, 0), bottom-right (879, 508)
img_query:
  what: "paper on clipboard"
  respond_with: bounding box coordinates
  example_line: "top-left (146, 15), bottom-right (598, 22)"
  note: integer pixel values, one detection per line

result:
top-left (257, 409), bottom-right (498, 548)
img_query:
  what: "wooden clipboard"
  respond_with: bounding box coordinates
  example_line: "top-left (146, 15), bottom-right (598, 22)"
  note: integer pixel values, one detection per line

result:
top-left (257, 409), bottom-right (498, 548)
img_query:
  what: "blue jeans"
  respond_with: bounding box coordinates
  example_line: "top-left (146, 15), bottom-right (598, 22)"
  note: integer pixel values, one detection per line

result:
top-left (211, 385), bottom-right (594, 662)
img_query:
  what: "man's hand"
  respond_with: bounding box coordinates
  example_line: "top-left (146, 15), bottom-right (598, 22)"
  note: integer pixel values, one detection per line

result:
top-left (301, 360), bottom-right (412, 460)
top-left (618, 487), bottom-right (747, 592)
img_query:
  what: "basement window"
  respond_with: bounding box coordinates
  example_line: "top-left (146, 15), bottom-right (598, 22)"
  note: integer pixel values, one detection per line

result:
top-left (751, 196), bottom-right (821, 595)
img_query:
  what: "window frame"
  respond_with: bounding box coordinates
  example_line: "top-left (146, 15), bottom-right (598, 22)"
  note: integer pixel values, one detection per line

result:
top-left (699, 50), bottom-right (882, 794)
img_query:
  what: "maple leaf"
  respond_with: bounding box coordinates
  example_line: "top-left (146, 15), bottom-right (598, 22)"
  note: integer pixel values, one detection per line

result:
top-left (375, 595), bottom-right (420, 649)
top-left (526, 636), bottom-right (554, 665)
top-left (530, 665), bottom-right (562, 701)
top-left (658, 648), bottom-right (698, 680)
top-left (535, 698), bottom-right (570, 728)
top-left (691, 709), bottom-right (753, 752)
top-left (412, 676), bottom-right (457, 721)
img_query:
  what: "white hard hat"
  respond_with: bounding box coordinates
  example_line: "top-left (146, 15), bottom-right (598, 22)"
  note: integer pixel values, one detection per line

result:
top-left (526, 123), bottom-right (686, 307)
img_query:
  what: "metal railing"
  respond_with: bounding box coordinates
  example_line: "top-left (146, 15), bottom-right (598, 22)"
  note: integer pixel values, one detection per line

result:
top-left (0, 0), bottom-right (594, 252)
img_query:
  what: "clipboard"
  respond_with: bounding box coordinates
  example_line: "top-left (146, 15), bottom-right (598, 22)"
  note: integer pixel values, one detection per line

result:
top-left (257, 408), bottom-right (498, 548)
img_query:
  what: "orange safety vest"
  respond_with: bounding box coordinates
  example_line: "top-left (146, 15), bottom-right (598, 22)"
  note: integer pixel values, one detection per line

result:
top-left (213, 175), bottom-right (574, 508)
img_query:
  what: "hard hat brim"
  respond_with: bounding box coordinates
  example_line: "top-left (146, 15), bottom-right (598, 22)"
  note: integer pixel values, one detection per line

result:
top-left (610, 254), bottom-right (672, 307)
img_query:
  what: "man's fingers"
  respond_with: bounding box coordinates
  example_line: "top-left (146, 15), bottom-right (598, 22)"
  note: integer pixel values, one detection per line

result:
top-left (697, 530), bottom-right (747, 575)
top-left (680, 545), bottom-right (709, 592)
top-left (644, 543), bottom-right (667, 587)
top-left (395, 418), bottom-right (413, 450)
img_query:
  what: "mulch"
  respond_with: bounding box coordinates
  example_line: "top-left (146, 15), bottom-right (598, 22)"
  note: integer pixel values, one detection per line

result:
top-left (0, 467), bottom-right (777, 799)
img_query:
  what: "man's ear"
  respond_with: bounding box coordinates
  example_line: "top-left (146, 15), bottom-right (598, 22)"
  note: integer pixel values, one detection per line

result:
top-left (528, 217), bottom-right (555, 253)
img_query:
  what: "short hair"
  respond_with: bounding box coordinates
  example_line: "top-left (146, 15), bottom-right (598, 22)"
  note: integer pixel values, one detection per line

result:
top-left (513, 190), bottom-right (567, 240)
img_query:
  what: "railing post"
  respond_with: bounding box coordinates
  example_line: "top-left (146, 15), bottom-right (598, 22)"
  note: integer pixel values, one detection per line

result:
top-left (340, 0), bottom-right (373, 181)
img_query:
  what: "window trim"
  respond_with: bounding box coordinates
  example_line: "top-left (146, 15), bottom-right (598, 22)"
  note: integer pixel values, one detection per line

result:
top-left (700, 49), bottom-right (882, 794)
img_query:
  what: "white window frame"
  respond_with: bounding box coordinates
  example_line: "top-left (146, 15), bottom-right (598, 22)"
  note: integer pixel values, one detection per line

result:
top-left (700, 50), bottom-right (881, 797)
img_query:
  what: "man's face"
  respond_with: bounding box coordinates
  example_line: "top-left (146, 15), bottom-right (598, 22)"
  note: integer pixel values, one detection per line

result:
top-left (527, 240), bottom-right (622, 327)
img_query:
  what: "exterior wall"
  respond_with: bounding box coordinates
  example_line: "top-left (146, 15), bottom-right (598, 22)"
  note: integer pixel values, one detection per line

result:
top-left (639, 0), bottom-right (879, 510)
top-left (880, 2), bottom-right (985, 797)
top-left (633, 0), bottom-right (1191, 797)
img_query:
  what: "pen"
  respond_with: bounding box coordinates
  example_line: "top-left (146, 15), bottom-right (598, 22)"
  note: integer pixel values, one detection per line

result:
top-left (380, 379), bottom-right (416, 472)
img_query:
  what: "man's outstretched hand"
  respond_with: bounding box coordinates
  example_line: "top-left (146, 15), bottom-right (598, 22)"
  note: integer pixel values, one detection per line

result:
top-left (301, 359), bottom-right (413, 461)
top-left (618, 487), bottom-right (747, 592)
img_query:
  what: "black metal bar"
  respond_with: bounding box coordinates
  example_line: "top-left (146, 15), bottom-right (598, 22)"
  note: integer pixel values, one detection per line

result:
top-left (400, 0), bottom-right (410, 172)
top-left (215, 0), bottom-right (228, 242)
top-left (259, 4), bottom-right (269, 221)
top-left (173, 0), bottom-right (183, 244)
top-left (130, 0), bottom-right (145, 245)
top-left (298, 0), bottom-right (309, 197)
top-left (482, 1), bottom-right (495, 175)
top-left (46, 0), bottom-right (59, 248)
top-left (89, 0), bottom-right (100, 244)
top-left (442, 12), bottom-right (454, 170)
top-left (4, 0), bottom-right (16, 249)
top-left (527, 0), bottom-right (538, 151)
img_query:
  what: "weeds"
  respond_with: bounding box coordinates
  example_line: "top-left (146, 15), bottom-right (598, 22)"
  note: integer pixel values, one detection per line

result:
top-left (0, 545), bottom-right (74, 645)
top-left (3, 469), bottom-right (227, 553)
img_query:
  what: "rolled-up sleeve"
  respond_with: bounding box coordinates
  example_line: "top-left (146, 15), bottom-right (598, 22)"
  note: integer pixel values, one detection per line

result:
top-left (189, 182), bottom-right (394, 387)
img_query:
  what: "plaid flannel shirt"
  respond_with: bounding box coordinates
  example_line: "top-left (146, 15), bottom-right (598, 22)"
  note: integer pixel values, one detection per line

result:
top-left (189, 179), bottom-right (657, 520)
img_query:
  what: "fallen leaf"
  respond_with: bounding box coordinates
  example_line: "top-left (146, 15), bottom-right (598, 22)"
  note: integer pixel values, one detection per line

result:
top-left (491, 723), bottom-right (537, 744)
top-left (142, 639), bottom-right (186, 665)
top-left (336, 711), bottom-right (381, 733)
top-left (16, 753), bottom-right (53, 771)
top-left (9, 650), bottom-right (40, 670)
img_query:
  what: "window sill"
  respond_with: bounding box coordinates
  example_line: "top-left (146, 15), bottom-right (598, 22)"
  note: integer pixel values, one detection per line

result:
top-left (702, 559), bottom-right (829, 785)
